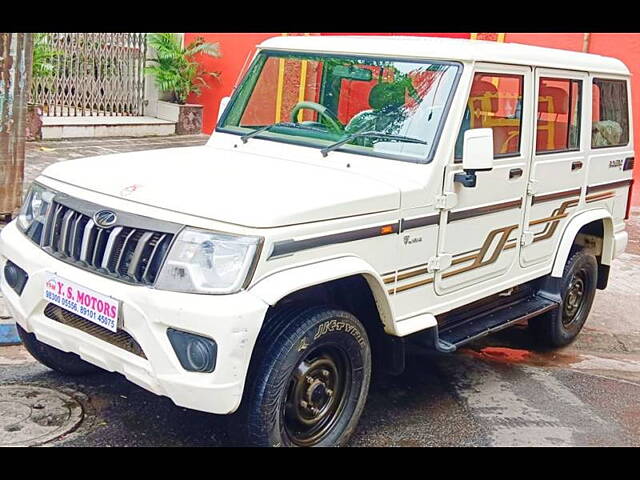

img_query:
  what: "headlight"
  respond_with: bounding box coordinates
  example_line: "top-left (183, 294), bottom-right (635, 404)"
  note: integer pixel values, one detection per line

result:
top-left (155, 228), bottom-right (262, 294)
top-left (17, 183), bottom-right (56, 244)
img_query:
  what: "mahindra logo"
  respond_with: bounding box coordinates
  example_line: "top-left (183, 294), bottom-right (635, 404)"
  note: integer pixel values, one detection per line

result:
top-left (93, 210), bottom-right (117, 228)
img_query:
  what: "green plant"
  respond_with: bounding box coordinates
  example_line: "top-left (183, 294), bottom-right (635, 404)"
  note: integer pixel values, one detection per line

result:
top-left (31, 33), bottom-right (62, 79)
top-left (145, 33), bottom-right (221, 105)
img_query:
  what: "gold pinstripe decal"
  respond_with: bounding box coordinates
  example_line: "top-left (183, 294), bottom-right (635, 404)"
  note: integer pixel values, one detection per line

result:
top-left (386, 192), bottom-right (617, 295)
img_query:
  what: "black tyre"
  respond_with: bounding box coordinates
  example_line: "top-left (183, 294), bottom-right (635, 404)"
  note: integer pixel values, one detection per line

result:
top-left (17, 324), bottom-right (101, 375)
top-left (530, 249), bottom-right (598, 348)
top-left (231, 306), bottom-right (371, 447)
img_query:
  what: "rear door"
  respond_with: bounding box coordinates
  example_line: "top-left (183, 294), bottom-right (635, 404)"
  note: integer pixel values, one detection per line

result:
top-left (520, 69), bottom-right (588, 268)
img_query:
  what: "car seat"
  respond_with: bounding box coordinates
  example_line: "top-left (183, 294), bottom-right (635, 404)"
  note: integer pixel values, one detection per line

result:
top-left (536, 84), bottom-right (569, 151)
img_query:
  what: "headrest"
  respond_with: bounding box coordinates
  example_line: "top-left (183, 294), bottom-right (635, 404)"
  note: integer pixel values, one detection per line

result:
top-left (369, 83), bottom-right (405, 110)
top-left (538, 85), bottom-right (569, 114)
top-left (469, 80), bottom-right (499, 112)
top-left (470, 80), bottom-right (498, 96)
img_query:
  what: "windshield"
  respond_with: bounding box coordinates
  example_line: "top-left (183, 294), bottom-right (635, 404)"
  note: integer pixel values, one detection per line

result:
top-left (218, 51), bottom-right (461, 163)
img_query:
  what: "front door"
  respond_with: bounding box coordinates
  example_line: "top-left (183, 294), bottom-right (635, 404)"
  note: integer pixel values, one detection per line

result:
top-left (436, 64), bottom-right (533, 296)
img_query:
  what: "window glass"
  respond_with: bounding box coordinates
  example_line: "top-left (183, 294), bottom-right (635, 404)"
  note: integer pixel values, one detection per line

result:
top-left (455, 73), bottom-right (523, 159)
top-left (536, 78), bottom-right (582, 153)
top-left (221, 52), bottom-right (461, 163)
top-left (592, 78), bottom-right (629, 148)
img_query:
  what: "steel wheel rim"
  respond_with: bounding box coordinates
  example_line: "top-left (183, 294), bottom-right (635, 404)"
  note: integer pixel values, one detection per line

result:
top-left (562, 269), bottom-right (588, 327)
top-left (282, 345), bottom-right (351, 446)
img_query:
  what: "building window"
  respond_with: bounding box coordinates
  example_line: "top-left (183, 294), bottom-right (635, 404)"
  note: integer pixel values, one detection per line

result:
top-left (592, 78), bottom-right (629, 148)
top-left (455, 73), bottom-right (524, 160)
top-left (536, 78), bottom-right (582, 153)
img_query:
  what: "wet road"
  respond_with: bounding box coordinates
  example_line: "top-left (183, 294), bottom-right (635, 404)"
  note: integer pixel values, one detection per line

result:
top-left (2, 325), bottom-right (640, 447)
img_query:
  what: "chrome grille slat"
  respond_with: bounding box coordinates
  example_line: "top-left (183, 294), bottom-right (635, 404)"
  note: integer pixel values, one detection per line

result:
top-left (128, 231), bottom-right (154, 280)
top-left (59, 209), bottom-right (76, 255)
top-left (35, 198), bottom-right (175, 286)
top-left (143, 233), bottom-right (167, 284)
top-left (40, 203), bottom-right (57, 247)
top-left (80, 219), bottom-right (95, 262)
top-left (48, 204), bottom-right (65, 248)
top-left (92, 228), bottom-right (107, 268)
top-left (115, 228), bottom-right (137, 273)
top-left (101, 226), bottom-right (123, 272)
top-left (69, 213), bottom-right (85, 259)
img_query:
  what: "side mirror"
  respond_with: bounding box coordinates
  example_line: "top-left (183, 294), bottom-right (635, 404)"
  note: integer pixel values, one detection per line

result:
top-left (217, 96), bottom-right (231, 121)
top-left (455, 128), bottom-right (494, 187)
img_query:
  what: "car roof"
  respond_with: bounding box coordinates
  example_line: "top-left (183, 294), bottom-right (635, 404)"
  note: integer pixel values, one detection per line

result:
top-left (258, 35), bottom-right (630, 76)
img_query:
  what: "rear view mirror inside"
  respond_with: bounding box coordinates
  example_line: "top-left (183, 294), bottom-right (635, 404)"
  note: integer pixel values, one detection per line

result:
top-left (332, 65), bottom-right (373, 81)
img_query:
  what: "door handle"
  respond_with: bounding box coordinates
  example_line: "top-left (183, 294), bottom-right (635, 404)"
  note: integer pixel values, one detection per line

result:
top-left (572, 161), bottom-right (583, 171)
top-left (509, 168), bottom-right (523, 179)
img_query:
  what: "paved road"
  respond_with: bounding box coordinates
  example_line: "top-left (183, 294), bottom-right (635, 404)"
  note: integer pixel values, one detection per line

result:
top-left (1, 135), bottom-right (639, 446)
top-left (2, 330), bottom-right (640, 447)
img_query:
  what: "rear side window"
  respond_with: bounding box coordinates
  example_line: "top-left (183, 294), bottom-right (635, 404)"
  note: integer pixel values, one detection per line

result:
top-left (455, 73), bottom-right (524, 159)
top-left (592, 78), bottom-right (629, 148)
top-left (536, 78), bottom-right (582, 153)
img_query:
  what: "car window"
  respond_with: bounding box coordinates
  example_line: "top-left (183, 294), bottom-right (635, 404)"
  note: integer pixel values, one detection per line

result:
top-left (219, 51), bottom-right (461, 163)
top-left (455, 73), bottom-right (524, 160)
top-left (536, 77), bottom-right (582, 153)
top-left (592, 78), bottom-right (629, 148)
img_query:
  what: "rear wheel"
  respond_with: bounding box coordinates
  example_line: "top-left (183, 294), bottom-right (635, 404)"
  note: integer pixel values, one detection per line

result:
top-left (17, 324), bottom-right (101, 375)
top-left (530, 249), bottom-right (598, 348)
top-left (230, 306), bottom-right (371, 447)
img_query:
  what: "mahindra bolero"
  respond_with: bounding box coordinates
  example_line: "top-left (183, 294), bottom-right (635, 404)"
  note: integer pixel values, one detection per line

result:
top-left (0, 36), bottom-right (633, 446)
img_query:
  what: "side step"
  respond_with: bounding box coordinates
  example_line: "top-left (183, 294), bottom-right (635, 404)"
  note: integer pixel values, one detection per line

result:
top-left (434, 294), bottom-right (559, 352)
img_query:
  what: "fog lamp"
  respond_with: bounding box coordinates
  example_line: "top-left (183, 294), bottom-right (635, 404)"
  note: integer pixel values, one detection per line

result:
top-left (167, 328), bottom-right (217, 373)
top-left (4, 260), bottom-right (28, 295)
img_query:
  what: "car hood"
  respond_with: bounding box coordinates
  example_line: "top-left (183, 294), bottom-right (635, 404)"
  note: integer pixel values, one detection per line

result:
top-left (41, 145), bottom-right (400, 228)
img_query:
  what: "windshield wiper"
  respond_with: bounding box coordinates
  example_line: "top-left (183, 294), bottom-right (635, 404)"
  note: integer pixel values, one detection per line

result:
top-left (320, 131), bottom-right (428, 157)
top-left (240, 122), bottom-right (325, 144)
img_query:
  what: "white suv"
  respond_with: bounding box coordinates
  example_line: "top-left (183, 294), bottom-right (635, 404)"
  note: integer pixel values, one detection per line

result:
top-left (0, 36), bottom-right (634, 446)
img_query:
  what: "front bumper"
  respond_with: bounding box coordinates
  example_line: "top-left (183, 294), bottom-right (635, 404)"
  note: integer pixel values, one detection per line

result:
top-left (0, 220), bottom-right (269, 414)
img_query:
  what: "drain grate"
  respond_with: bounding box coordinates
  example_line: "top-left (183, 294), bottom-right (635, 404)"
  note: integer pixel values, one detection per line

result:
top-left (0, 385), bottom-right (84, 446)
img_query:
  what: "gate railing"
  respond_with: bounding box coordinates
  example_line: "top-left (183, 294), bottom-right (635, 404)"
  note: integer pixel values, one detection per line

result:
top-left (31, 33), bottom-right (147, 117)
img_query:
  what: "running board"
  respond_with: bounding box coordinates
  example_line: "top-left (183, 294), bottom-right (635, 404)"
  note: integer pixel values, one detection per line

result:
top-left (433, 295), bottom-right (559, 352)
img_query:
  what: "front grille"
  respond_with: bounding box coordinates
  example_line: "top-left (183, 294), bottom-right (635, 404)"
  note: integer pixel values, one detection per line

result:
top-left (44, 303), bottom-right (146, 358)
top-left (27, 191), bottom-right (181, 286)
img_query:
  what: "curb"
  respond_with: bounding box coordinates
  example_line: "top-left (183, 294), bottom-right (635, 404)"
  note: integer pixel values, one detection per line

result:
top-left (0, 321), bottom-right (21, 345)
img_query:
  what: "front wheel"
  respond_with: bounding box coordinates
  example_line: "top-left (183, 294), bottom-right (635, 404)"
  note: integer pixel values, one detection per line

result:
top-left (529, 249), bottom-right (598, 348)
top-left (231, 306), bottom-right (371, 447)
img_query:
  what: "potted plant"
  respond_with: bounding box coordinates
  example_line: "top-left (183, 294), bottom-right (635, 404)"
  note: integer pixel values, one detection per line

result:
top-left (146, 33), bottom-right (221, 135)
top-left (26, 33), bottom-right (62, 141)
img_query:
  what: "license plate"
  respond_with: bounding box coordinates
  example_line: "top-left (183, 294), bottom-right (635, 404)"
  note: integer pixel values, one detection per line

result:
top-left (43, 273), bottom-right (120, 333)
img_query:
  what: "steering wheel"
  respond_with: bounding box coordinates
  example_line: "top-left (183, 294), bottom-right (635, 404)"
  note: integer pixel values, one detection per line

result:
top-left (290, 101), bottom-right (344, 133)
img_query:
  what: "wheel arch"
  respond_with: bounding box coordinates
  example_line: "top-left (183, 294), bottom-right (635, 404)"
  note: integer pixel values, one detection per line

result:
top-left (249, 256), bottom-right (395, 334)
top-left (249, 256), bottom-right (404, 375)
top-left (550, 209), bottom-right (615, 280)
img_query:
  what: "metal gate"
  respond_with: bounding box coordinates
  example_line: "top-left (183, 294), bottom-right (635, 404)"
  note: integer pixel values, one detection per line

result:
top-left (31, 33), bottom-right (147, 117)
